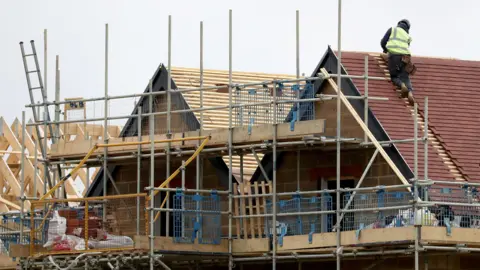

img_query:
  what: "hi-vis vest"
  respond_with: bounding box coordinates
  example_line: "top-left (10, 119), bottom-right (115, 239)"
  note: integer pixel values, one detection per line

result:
top-left (386, 27), bottom-right (412, 55)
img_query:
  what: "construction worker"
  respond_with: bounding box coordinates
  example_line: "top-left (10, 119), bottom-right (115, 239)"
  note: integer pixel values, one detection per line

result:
top-left (380, 19), bottom-right (416, 105)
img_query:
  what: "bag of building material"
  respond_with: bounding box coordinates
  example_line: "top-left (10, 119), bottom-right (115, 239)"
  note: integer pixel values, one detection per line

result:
top-left (90, 233), bottom-right (134, 249)
top-left (43, 211), bottom-right (67, 248)
top-left (386, 208), bottom-right (438, 228)
top-left (49, 235), bottom-right (84, 251)
top-left (415, 208), bottom-right (438, 226)
top-left (267, 221), bottom-right (288, 236)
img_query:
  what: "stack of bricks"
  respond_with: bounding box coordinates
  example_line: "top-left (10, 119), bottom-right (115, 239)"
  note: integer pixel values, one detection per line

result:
top-left (59, 209), bottom-right (103, 240)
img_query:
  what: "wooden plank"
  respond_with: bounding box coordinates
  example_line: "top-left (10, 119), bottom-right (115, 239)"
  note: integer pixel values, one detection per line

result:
top-left (239, 182), bottom-right (248, 238)
top-left (134, 235), bottom-right (229, 253)
top-left (260, 181), bottom-right (268, 235)
top-left (0, 159), bottom-right (30, 209)
top-left (2, 118), bottom-right (47, 198)
top-left (11, 118), bottom-right (45, 177)
top-left (247, 183), bottom-right (255, 237)
top-left (49, 119), bottom-right (327, 159)
top-left (9, 244), bottom-right (30, 258)
top-left (233, 183), bottom-right (241, 239)
top-left (0, 196), bottom-right (20, 211)
top-left (321, 69), bottom-right (409, 186)
top-left (0, 254), bottom-right (16, 268)
top-left (232, 238), bottom-right (269, 254)
top-left (421, 227), bottom-right (480, 245)
top-left (277, 227), bottom-right (416, 251)
top-left (253, 182), bottom-right (262, 237)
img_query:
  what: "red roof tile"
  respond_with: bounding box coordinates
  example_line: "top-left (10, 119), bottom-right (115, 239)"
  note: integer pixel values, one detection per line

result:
top-left (338, 52), bottom-right (480, 182)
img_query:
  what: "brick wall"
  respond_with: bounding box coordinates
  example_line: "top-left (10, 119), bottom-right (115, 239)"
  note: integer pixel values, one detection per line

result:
top-left (105, 157), bottom-right (228, 237)
top-left (141, 94), bottom-right (193, 135)
top-left (275, 148), bottom-right (401, 193)
top-left (315, 83), bottom-right (365, 138)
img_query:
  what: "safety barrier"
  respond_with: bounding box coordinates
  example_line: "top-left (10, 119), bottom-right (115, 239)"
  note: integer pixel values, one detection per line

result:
top-left (266, 194), bottom-right (333, 246)
top-left (173, 190), bottom-right (221, 245)
top-left (234, 82), bottom-right (316, 130)
top-left (29, 194), bottom-right (148, 256)
top-left (0, 213), bottom-right (45, 256)
top-left (424, 186), bottom-right (480, 235)
top-left (341, 190), bottom-right (414, 232)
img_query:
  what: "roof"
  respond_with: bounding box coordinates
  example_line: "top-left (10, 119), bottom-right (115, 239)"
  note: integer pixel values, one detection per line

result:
top-left (251, 47), bottom-right (414, 183)
top-left (339, 51), bottom-right (480, 182)
top-left (85, 64), bottom-right (231, 197)
top-left (171, 67), bottom-right (297, 181)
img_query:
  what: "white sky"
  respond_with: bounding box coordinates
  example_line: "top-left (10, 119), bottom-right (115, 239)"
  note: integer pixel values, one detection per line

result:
top-left (1, 0), bottom-right (478, 125)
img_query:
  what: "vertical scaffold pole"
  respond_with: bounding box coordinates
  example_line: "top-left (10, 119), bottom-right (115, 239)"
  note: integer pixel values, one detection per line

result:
top-left (166, 14), bottom-right (172, 238)
top-left (181, 160), bottom-right (186, 238)
top-left (20, 111), bottom-right (26, 245)
top-left (137, 106), bottom-right (142, 235)
top-left (200, 21), bottom-right (204, 133)
top-left (296, 10), bottom-right (301, 192)
top-left (86, 166), bottom-right (89, 197)
top-left (424, 97), bottom-right (429, 201)
top-left (196, 20), bottom-right (204, 234)
top-left (34, 130), bottom-right (38, 199)
top-left (55, 55), bottom-right (61, 144)
top-left (43, 29), bottom-right (50, 197)
top-left (103, 23), bottom-right (109, 223)
top-left (228, 9), bottom-right (234, 270)
top-left (364, 55), bottom-right (369, 143)
top-left (336, 1), bottom-right (342, 270)
top-left (414, 102), bottom-right (419, 270)
top-left (54, 54), bottom-right (60, 199)
top-left (272, 82), bottom-right (278, 270)
top-left (149, 79), bottom-right (155, 270)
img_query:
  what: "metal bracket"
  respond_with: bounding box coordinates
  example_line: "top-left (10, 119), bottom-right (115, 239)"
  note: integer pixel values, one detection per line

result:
top-left (355, 223), bottom-right (364, 240)
top-left (290, 111), bottom-right (297, 131)
top-left (308, 223), bottom-right (314, 244)
top-left (445, 218), bottom-right (452, 236)
top-left (248, 118), bottom-right (254, 135)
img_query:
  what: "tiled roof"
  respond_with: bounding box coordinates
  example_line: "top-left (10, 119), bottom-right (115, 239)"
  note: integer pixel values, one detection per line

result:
top-left (339, 51), bottom-right (479, 182)
top-left (171, 67), bottom-right (297, 181)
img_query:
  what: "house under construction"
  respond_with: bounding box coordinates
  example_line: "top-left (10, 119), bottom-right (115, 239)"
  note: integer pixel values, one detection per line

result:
top-left (1, 7), bottom-right (479, 270)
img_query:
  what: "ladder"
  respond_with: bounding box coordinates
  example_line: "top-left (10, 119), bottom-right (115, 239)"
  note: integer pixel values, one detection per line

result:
top-left (19, 40), bottom-right (59, 189)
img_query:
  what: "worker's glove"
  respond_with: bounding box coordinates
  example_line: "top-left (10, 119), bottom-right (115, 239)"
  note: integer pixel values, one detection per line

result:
top-left (407, 64), bottom-right (417, 76)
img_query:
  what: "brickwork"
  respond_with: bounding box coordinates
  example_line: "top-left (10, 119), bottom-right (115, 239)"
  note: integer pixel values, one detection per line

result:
top-left (141, 94), bottom-right (193, 135)
top-left (275, 148), bottom-right (401, 193)
top-left (315, 83), bottom-right (365, 139)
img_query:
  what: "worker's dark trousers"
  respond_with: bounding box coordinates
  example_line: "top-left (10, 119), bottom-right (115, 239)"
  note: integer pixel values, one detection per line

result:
top-left (388, 54), bottom-right (413, 92)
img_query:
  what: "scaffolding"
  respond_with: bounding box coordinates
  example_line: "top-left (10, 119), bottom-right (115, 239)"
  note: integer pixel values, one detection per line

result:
top-left (7, 2), bottom-right (480, 270)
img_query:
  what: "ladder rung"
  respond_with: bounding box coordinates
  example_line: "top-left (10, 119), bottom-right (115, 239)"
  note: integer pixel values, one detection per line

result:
top-left (24, 54), bottom-right (35, 57)
top-left (29, 87), bottom-right (42, 90)
top-left (27, 70), bottom-right (38, 74)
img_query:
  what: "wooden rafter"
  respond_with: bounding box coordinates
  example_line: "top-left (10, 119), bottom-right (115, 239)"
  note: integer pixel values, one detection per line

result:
top-left (0, 115), bottom-right (121, 212)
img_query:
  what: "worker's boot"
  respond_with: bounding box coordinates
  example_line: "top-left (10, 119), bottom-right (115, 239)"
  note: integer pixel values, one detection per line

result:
top-left (400, 83), bottom-right (409, 98)
top-left (407, 92), bottom-right (415, 106)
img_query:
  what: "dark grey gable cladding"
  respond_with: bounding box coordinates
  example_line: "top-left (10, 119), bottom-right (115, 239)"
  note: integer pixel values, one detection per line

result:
top-left (250, 47), bottom-right (414, 183)
top-left (85, 64), bottom-right (232, 197)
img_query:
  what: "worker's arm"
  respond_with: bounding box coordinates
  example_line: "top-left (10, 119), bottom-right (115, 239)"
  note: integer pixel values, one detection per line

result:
top-left (380, 28), bottom-right (392, 53)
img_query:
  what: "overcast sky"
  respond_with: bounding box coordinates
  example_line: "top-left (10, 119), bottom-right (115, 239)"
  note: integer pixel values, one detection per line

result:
top-left (1, 0), bottom-right (478, 126)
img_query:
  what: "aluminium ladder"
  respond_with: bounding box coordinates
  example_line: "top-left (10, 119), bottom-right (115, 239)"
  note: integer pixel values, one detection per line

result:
top-left (19, 40), bottom-right (61, 189)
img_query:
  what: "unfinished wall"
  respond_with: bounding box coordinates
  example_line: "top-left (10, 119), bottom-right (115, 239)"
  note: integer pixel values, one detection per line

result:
top-left (274, 148), bottom-right (401, 193)
top-left (105, 157), bottom-right (227, 238)
top-left (141, 93), bottom-right (194, 135)
top-left (315, 82), bottom-right (364, 139)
